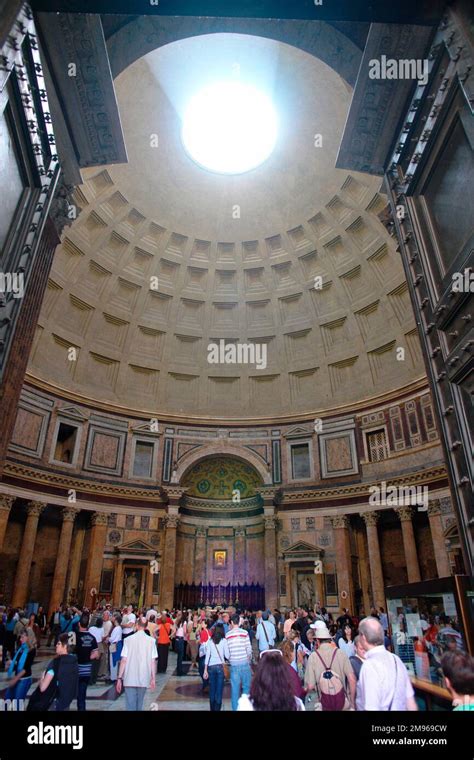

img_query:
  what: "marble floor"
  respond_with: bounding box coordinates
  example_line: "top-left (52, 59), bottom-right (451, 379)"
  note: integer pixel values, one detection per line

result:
top-left (0, 644), bottom-right (232, 712)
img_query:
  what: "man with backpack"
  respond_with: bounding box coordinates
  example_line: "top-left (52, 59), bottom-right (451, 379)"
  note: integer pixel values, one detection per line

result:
top-left (27, 633), bottom-right (78, 711)
top-left (304, 624), bottom-right (356, 711)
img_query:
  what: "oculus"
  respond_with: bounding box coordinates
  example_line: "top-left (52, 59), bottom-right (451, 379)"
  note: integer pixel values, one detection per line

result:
top-left (181, 81), bottom-right (278, 174)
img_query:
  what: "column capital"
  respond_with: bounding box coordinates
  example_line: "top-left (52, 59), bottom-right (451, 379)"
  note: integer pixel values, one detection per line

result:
top-left (26, 501), bottom-right (47, 517)
top-left (331, 515), bottom-right (350, 530)
top-left (394, 506), bottom-right (415, 522)
top-left (258, 487), bottom-right (281, 506)
top-left (195, 526), bottom-right (207, 538)
top-left (164, 514), bottom-right (180, 530)
top-left (235, 527), bottom-right (246, 537)
top-left (90, 511), bottom-right (108, 527)
top-left (264, 515), bottom-right (278, 530)
top-left (428, 499), bottom-right (442, 516)
top-left (161, 486), bottom-right (187, 507)
top-left (62, 506), bottom-right (80, 522)
top-left (0, 495), bottom-right (15, 512)
top-left (361, 510), bottom-right (379, 527)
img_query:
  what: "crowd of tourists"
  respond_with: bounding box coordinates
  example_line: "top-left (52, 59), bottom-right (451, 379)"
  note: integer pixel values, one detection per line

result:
top-left (0, 602), bottom-right (472, 712)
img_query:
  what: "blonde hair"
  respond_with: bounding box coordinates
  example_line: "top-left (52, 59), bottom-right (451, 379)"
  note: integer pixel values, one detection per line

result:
top-left (281, 639), bottom-right (295, 664)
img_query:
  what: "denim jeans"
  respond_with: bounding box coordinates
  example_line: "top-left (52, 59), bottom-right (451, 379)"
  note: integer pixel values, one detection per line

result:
top-left (77, 676), bottom-right (90, 711)
top-left (125, 686), bottom-right (147, 711)
top-left (175, 637), bottom-right (185, 675)
top-left (230, 662), bottom-right (252, 711)
top-left (4, 677), bottom-right (32, 710)
top-left (198, 654), bottom-right (206, 685)
top-left (208, 665), bottom-right (224, 711)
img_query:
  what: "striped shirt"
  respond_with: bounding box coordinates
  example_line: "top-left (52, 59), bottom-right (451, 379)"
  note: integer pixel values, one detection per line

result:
top-left (226, 626), bottom-right (252, 665)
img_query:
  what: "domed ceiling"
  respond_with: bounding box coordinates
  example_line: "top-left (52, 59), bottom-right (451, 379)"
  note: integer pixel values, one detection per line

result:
top-left (28, 33), bottom-right (424, 421)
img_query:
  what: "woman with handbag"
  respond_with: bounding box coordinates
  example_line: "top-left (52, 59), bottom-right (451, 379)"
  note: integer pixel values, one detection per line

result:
top-left (157, 612), bottom-right (172, 673)
top-left (203, 623), bottom-right (230, 711)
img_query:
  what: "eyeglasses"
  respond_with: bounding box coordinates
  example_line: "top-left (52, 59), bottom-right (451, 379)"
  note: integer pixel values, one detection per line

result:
top-left (259, 649), bottom-right (283, 659)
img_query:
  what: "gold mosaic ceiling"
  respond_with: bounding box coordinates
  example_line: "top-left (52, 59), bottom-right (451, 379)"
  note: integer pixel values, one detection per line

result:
top-left (28, 34), bottom-right (424, 420)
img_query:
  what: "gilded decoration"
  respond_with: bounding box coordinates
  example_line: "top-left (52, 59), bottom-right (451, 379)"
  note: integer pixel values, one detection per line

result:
top-left (181, 456), bottom-right (263, 500)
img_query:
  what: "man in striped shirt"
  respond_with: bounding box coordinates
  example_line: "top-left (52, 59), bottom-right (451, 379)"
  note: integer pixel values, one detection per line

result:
top-left (226, 614), bottom-right (253, 711)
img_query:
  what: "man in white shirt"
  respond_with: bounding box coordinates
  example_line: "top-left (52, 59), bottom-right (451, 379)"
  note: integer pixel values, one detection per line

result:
top-left (98, 610), bottom-right (113, 680)
top-left (356, 617), bottom-right (418, 711)
top-left (256, 611), bottom-right (276, 653)
top-left (122, 605), bottom-right (136, 640)
top-left (116, 617), bottom-right (157, 710)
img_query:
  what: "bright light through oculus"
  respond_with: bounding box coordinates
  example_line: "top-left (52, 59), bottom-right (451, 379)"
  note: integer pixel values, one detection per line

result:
top-left (182, 81), bottom-right (278, 174)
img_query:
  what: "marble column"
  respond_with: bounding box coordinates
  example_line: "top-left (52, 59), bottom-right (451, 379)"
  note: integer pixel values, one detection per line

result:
top-left (160, 487), bottom-right (186, 609)
top-left (428, 500), bottom-right (451, 578)
top-left (330, 515), bottom-right (354, 612)
top-left (48, 507), bottom-right (80, 617)
top-left (0, 495), bottom-right (14, 552)
top-left (68, 523), bottom-right (85, 603)
top-left (112, 558), bottom-right (124, 607)
top-left (160, 514), bottom-right (180, 609)
top-left (234, 527), bottom-right (246, 585)
top-left (194, 527), bottom-right (207, 586)
top-left (259, 487), bottom-right (279, 611)
top-left (263, 515), bottom-right (279, 611)
top-left (82, 512), bottom-right (108, 607)
top-left (11, 501), bottom-right (46, 608)
top-left (361, 511), bottom-right (385, 610)
top-left (394, 506), bottom-right (421, 583)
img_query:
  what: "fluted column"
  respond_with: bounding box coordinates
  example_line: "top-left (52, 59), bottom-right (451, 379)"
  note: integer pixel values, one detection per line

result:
top-left (0, 495), bottom-right (14, 552)
top-left (11, 501), bottom-right (46, 608)
top-left (330, 515), bottom-right (354, 611)
top-left (82, 512), bottom-right (108, 607)
top-left (160, 514), bottom-right (180, 609)
top-left (234, 527), bottom-right (246, 585)
top-left (394, 506), bottom-right (421, 583)
top-left (48, 507), bottom-right (80, 617)
top-left (428, 500), bottom-right (451, 578)
top-left (361, 511), bottom-right (385, 609)
top-left (194, 527), bottom-right (207, 585)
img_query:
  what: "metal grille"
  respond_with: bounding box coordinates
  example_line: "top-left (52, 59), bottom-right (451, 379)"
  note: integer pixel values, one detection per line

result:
top-left (367, 429), bottom-right (388, 462)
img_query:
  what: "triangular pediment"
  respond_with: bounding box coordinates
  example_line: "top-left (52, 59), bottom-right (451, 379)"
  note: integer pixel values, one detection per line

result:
top-left (284, 426), bottom-right (312, 439)
top-left (131, 423), bottom-right (161, 436)
top-left (57, 405), bottom-right (88, 422)
top-left (118, 539), bottom-right (156, 553)
top-left (283, 540), bottom-right (323, 559)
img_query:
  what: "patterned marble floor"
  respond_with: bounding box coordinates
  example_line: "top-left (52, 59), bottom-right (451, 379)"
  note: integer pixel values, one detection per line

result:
top-left (0, 645), bottom-right (232, 712)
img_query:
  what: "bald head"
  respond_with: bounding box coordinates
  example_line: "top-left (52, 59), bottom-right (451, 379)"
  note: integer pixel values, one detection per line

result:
top-left (359, 617), bottom-right (384, 649)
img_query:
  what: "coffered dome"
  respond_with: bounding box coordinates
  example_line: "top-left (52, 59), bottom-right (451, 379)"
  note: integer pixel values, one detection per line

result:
top-left (28, 33), bottom-right (424, 421)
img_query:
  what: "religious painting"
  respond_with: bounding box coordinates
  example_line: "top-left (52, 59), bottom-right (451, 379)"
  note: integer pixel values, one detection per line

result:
top-left (122, 567), bottom-right (143, 605)
top-left (100, 569), bottom-right (113, 594)
top-left (214, 550), bottom-right (227, 569)
top-left (296, 571), bottom-right (316, 607)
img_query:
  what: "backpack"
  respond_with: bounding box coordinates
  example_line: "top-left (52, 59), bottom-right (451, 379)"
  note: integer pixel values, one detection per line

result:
top-left (27, 658), bottom-right (60, 711)
top-left (316, 649), bottom-right (346, 711)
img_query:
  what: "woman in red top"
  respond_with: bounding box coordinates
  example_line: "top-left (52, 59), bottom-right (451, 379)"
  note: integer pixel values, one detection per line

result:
top-left (198, 619), bottom-right (210, 689)
top-left (156, 613), bottom-right (172, 674)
